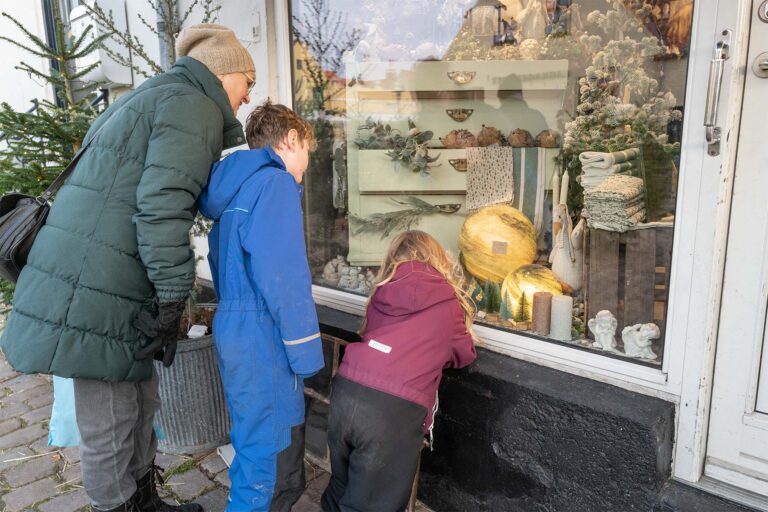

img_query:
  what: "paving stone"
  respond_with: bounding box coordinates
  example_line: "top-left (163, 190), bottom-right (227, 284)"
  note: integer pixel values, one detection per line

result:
top-left (0, 402), bottom-right (32, 422)
top-left (25, 391), bottom-right (53, 410)
top-left (0, 423), bottom-right (46, 450)
top-left (60, 462), bottom-right (82, 486)
top-left (2, 374), bottom-right (49, 394)
top-left (167, 467), bottom-right (215, 502)
top-left (2, 384), bottom-right (50, 406)
top-left (4, 454), bottom-right (60, 486)
top-left (214, 469), bottom-right (231, 488)
top-left (30, 433), bottom-right (55, 454)
top-left (0, 363), bottom-right (19, 383)
top-left (20, 404), bottom-right (52, 425)
top-left (155, 452), bottom-right (187, 473)
top-left (0, 446), bottom-right (36, 472)
top-left (0, 417), bottom-right (22, 436)
top-left (2, 477), bottom-right (58, 512)
top-left (62, 446), bottom-right (80, 465)
top-left (194, 488), bottom-right (229, 512)
top-left (38, 489), bottom-right (90, 512)
top-left (200, 451), bottom-right (227, 478)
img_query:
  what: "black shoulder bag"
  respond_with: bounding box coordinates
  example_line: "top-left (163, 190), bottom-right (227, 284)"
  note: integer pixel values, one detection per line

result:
top-left (0, 113), bottom-right (114, 283)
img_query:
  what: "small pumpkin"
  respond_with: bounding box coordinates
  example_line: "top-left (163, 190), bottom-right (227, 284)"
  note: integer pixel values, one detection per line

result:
top-left (459, 204), bottom-right (537, 283)
top-left (501, 264), bottom-right (563, 320)
top-left (535, 129), bottom-right (560, 148)
top-left (507, 128), bottom-right (534, 147)
top-left (477, 125), bottom-right (504, 147)
top-left (440, 129), bottom-right (477, 149)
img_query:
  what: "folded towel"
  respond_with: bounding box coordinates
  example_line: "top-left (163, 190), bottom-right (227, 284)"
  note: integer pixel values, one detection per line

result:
top-left (586, 175), bottom-right (645, 202)
top-left (579, 148), bottom-right (641, 168)
top-left (581, 160), bottom-right (637, 175)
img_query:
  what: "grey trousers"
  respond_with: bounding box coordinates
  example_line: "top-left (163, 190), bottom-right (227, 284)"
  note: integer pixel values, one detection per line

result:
top-left (74, 368), bottom-right (160, 510)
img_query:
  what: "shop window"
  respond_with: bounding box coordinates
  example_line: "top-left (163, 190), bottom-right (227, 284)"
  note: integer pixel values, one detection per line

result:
top-left (289, 0), bottom-right (694, 366)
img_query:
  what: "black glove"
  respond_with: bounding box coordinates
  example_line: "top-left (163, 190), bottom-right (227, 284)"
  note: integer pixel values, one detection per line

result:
top-left (133, 299), bottom-right (185, 367)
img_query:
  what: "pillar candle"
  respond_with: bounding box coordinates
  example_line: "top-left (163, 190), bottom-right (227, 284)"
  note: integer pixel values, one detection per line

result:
top-left (532, 292), bottom-right (553, 336)
top-left (559, 171), bottom-right (569, 206)
top-left (550, 295), bottom-right (574, 341)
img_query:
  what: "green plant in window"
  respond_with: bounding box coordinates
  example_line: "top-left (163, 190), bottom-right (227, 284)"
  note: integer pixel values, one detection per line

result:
top-left (354, 119), bottom-right (440, 176)
top-left (349, 196), bottom-right (461, 239)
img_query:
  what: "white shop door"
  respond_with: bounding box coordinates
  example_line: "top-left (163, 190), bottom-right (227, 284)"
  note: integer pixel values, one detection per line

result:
top-left (705, 0), bottom-right (768, 497)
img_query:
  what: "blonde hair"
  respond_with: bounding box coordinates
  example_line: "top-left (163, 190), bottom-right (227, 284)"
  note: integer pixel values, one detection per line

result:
top-left (360, 230), bottom-right (479, 343)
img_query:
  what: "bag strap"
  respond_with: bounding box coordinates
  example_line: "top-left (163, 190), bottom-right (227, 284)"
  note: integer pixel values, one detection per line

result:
top-left (38, 109), bottom-right (119, 203)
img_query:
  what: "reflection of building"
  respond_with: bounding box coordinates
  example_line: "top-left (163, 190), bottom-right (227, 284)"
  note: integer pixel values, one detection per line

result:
top-left (292, 41), bottom-right (347, 114)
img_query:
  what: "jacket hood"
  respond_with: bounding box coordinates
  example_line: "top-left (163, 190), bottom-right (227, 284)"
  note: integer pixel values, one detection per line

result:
top-left (170, 56), bottom-right (245, 149)
top-left (199, 147), bottom-right (285, 221)
top-left (371, 261), bottom-right (456, 316)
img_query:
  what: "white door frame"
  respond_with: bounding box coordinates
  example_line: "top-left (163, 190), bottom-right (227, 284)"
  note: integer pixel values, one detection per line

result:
top-left (267, 0), bottom-right (754, 488)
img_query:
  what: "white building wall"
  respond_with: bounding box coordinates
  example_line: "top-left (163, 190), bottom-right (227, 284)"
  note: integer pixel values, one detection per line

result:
top-left (0, 3), bottom-right (54, 110)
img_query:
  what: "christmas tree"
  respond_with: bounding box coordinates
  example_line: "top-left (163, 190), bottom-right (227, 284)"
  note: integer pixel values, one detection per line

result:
top-left (500, 290), bottom-right (514, 321)
top-left (0, 4), bottom-right (106, 303)
top-left (515, 293), bottom-right (530, 323)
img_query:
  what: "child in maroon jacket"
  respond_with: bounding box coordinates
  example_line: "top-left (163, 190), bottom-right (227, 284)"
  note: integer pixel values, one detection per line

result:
top-left (321, 230), bottom-right (478, 512)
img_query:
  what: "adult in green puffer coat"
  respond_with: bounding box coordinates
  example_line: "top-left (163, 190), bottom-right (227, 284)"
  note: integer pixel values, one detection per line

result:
top-left (0, 24), bottom-right (255, 512)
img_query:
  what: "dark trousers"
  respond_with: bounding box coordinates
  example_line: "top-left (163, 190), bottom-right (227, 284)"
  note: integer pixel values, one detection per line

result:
top-left (269, 423), bottom-right (306, 512)
top-left (321, 376), bottom-right (426, 512)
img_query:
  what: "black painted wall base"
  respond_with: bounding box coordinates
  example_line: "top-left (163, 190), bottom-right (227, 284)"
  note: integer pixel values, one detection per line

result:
top-left (314, 306), bottom-right (757, 512)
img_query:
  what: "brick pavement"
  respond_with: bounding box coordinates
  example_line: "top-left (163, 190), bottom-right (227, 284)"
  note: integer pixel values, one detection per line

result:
top-left (0, 311), bottom-right (325, 512)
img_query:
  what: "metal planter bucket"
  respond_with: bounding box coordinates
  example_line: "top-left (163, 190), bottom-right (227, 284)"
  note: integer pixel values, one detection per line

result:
top-left (154, 334), bottom-right (231, 455)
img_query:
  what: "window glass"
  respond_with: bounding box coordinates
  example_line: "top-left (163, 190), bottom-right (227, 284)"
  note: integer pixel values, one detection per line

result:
top-left (290, 0), bottom-right (694, 366)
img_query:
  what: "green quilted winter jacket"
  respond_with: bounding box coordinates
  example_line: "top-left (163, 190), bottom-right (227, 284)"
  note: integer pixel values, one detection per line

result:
top-left (0, 57), bottom-right (246, 382)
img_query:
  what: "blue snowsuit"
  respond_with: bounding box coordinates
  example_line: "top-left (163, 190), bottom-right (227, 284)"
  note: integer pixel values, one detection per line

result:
top-left (199, 147), bottom-right (324, 511)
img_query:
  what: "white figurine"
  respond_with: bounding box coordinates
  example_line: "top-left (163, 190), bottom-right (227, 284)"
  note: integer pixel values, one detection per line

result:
top-left (365, 269), bottom-right (376, 290)
top-left (588, 310), bottom-right (618, 352)
top-left (621, 323), bottom-right (660, 360)
top-left (550, 204), bottom-right (585, 291)
top-left (337, 267), bottom-right (357, 290)
top-left (322, 255), bottom-right (347, 285)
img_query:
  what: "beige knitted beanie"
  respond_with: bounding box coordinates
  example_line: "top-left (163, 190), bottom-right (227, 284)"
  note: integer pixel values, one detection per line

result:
top-left (176, 24), bottom-right (255, 76)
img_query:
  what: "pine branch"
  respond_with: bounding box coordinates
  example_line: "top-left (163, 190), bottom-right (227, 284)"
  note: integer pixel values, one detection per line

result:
top-left (0, 13), bottom-right (54, 57)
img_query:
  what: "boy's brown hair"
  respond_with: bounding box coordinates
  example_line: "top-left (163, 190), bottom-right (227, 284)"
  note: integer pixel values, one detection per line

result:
top-left (245, 99), bottom-right (316, 151)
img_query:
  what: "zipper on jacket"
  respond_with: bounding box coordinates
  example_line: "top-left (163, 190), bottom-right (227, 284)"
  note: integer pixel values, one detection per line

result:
top-left (294, 373), bottom-right (298, 391)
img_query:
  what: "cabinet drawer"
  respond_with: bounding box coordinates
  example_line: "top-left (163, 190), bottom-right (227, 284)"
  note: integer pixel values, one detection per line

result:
top-left (357, 149), bottom-right (468, 193)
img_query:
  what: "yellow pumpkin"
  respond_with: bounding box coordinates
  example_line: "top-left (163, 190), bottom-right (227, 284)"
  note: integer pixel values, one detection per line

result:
top-left (459, 204), bottom-right (537, 283)
top-left (501, 264), bottom-right (563, 320)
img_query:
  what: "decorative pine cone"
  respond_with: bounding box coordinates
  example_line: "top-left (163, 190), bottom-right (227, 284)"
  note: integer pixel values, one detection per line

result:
top-left (477, 125), bottom-right (503, 147)
top-left (440, 129), bottom-right (478, 149)
top-left (507, 128), bottom-right (535, 147)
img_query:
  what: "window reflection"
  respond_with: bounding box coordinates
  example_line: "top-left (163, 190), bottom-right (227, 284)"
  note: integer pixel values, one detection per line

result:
top-left (291, 0), bottom-right (694, 366)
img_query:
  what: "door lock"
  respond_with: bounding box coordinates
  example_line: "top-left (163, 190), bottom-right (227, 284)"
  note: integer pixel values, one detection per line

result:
top-left (753, 52), bottom-right (768, 78)
top-left (759, 0), bottom-right (768, 23)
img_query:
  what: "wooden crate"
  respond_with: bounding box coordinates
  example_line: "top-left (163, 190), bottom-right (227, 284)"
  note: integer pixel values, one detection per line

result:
top-left (583, 224), bottom-right (674, 342)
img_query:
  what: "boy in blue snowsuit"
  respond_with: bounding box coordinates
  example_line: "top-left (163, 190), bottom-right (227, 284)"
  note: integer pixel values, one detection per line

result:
top-left (199, 100), bottom-right (324, 511)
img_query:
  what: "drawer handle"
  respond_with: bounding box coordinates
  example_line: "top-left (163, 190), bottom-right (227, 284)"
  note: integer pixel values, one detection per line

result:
top-left (447, 71), bottom-right (476, 85)
top-left (446, 108), bottom-right (474, 122)
top-left (449, 159), bottom-right (467, 172)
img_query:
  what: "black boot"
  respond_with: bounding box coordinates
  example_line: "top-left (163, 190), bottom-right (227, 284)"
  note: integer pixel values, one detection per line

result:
top-left (135, 465), bottom-right (204, 512)
top-left (93, 492), bottom-right (140, 512)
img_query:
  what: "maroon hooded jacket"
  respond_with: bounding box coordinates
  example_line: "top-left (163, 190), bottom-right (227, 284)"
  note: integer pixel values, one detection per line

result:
top-left (337, 261), bottom-right (477, 434)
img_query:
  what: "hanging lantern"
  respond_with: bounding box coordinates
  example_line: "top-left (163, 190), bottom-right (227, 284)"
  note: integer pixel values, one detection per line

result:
top-left (465, 0), bottom-right (507, 45)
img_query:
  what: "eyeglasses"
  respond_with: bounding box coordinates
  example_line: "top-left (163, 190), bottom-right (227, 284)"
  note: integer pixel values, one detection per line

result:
top-left (242, 72), bottom-right (255, 95)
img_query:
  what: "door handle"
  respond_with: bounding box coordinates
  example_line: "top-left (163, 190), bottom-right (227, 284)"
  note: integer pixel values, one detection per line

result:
top-left (704, 30), bottom-right (731, 157)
